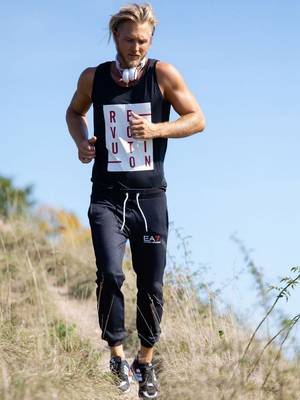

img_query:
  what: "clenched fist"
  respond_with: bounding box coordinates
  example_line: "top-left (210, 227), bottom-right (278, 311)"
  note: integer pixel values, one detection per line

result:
top-left (130, 112), bottom-right (160, 139)
top-left (78, 136), bottom-right (97, 163)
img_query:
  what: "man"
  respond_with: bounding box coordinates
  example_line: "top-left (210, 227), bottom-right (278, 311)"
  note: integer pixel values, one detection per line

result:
top-left (66, 3), bottom-right (205, 399)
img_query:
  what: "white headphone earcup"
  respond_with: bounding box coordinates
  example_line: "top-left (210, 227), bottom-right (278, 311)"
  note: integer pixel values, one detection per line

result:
top-left (121, 67), bottom-right (138, 83)
top-left (128, 67), bottom-right (137, 81)
top-left (122, 69), bottom-right (130, 84)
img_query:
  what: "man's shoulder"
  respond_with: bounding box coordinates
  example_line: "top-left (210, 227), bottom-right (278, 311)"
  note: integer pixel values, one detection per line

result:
top-left (80, 61), bottom-right (112, 83)
top-left (78, 62), bottom-right (112, 98)
top-left (76, 67), bottom-right (98, 99)
top-left (79, 66), bottom-right (97, 82)
top-left (155, 61), bottom-right (182, 90)
top-left (155, 60), bottom-right (175, 73)
top-left (155, 61), bottom-right (181, 81)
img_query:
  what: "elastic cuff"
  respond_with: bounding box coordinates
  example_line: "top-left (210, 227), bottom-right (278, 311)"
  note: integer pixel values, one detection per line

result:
top-left (140, 340), bottom-right (155, 349)
top-left (108, 340), bottom-right (123, 347)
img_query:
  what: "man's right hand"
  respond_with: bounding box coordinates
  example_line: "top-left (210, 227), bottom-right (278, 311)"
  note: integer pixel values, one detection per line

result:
top-left (78, 136), bottom-right (97, 163)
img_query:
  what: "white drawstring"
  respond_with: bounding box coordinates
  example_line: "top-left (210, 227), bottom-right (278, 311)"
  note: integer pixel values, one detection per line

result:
top-left (120, 192), bottom-right (149, 233)
top-left (120, 192), bottom-right (129, 231)
top-left (136, 193), bottom-right (148, 232)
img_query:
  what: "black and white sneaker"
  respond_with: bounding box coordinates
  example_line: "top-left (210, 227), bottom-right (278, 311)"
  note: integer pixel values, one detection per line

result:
top-left (109, 356), bottom-right (132, 393)
top-left (131, 356), bottom-right (159, 399)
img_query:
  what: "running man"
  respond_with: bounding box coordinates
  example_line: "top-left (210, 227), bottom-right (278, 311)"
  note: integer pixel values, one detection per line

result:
top-left (66, 3), bottom-right (205, 398)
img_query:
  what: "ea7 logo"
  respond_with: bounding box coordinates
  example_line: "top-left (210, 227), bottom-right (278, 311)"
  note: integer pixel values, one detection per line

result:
top-left (143, 234), bottom-right (161, 244)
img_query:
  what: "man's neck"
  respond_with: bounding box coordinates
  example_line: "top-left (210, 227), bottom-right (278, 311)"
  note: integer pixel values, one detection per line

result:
top-left (110, 58), bottom-right (148, 87)
top-left (115, 54), bottom-right (147, 70)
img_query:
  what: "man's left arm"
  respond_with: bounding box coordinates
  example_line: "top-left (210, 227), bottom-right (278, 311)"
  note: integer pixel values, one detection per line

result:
top-left (130, 62), bottom-right (205, 139)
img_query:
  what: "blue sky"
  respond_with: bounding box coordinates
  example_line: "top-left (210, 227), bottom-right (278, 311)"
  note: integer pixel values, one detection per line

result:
top-left (1, 1), bottom-right (300, 350)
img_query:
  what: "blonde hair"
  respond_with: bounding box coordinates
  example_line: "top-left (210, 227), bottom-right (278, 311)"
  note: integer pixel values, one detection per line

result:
top-left (109, 3), bottom-right (158, 41)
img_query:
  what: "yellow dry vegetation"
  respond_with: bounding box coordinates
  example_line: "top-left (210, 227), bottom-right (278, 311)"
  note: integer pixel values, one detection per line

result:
top-left (1, 214), bottom-right (300, 399)
top-left (35, 205), bottom-right (91, 247)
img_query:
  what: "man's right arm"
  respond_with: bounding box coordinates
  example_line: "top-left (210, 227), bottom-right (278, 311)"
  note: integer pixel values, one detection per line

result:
top-left (65, 67), bottom-right (96, 164)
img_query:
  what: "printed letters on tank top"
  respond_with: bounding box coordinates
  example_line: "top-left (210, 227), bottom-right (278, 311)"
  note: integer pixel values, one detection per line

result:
top-left (103, 103), bottom-right (154, 172)
top-left (91, 59), bottom-right (171, 189)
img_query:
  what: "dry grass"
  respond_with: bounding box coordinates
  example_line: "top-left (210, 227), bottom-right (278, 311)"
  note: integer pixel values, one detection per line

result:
top-left (0, 216), bottom-right (299, 400)
top-left (0, 217), bottom-right (124, 400)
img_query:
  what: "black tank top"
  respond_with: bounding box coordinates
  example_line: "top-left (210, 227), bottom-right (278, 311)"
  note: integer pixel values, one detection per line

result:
top-left (91, 59), bottom-right (171, 191)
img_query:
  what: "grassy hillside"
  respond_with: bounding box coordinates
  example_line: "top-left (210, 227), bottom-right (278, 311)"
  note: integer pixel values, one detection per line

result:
top-left (0, 216), bottom-right (299, 399)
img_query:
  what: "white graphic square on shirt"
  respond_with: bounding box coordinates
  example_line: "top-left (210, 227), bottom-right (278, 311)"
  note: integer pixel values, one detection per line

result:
top-left (103, 103), bottom-right (154, 172)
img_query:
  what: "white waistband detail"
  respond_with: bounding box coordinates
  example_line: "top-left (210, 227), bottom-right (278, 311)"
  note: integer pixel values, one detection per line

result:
top-left (120, 192), bottom-right (129, 231)
top-left (136, 193), bottom-right (148, 232)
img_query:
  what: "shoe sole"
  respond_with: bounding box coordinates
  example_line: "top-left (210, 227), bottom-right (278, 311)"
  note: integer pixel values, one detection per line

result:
top-left (138, 392), bottom-right (158, 399)
top-left (118, 375), bottom-right (133, 393)
top-left (130, 362), bottom-right (158, 398)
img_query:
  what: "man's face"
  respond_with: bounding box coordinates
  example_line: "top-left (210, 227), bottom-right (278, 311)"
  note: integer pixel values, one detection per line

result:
top-left (114, 21), bottom-right (153, 68)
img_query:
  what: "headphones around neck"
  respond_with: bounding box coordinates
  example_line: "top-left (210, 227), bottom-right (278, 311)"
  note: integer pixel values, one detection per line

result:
top-left (115, 56), bottom-right (147, 84)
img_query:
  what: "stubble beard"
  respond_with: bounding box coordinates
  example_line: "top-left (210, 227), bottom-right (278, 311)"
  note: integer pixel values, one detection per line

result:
top-left (116, 44), bottom-right (145, 69)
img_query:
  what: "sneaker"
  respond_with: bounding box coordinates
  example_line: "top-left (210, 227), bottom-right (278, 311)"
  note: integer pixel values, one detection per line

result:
top-left (109, 356), bottom-right (132, 393)
top-left (131, 356), bottom-right (159, 399)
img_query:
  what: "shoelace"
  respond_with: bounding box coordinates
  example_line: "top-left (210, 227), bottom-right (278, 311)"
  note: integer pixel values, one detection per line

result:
top-left (110, 358), bottom-right (129, 381)
top-left (140, 364), bottom-right (156, 387)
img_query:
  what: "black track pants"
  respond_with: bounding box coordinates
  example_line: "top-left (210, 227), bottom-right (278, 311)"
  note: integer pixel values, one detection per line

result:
top-left (88, 189), bottom-right (168, 348)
